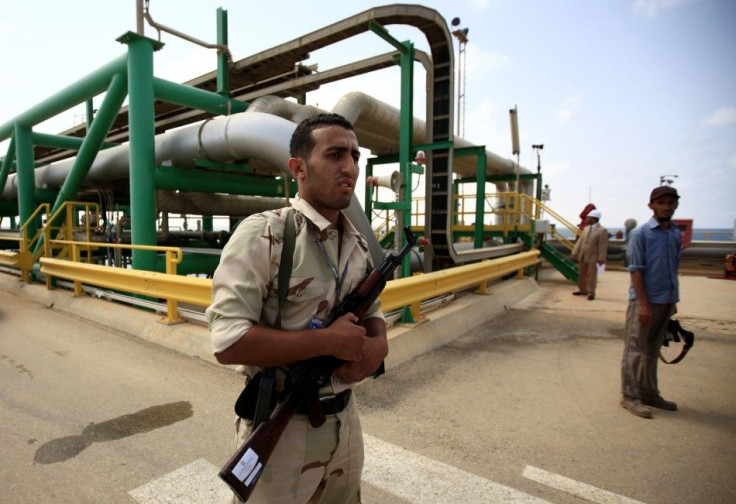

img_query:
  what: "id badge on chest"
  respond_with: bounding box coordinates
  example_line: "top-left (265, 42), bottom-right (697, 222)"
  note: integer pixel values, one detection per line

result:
top-left (308, 317), bottom-right (326, 330)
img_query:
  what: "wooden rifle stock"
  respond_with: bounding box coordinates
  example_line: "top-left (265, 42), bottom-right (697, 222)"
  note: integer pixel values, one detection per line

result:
top-left (218, 384), bottom-right (310, 502)
top-left (219, 227), bottom-right (417, 501)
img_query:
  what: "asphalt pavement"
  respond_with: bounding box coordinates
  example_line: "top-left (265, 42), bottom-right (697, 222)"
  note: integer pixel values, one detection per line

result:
top-left (1, 265), bottom-right (734, 503)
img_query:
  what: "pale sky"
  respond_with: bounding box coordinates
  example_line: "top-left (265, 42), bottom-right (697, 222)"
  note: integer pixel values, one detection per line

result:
top-left (1, 0), bottom-right (734, 229)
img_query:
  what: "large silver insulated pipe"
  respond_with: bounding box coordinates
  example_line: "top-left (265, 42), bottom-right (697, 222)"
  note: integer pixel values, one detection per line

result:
top-left (1, 96), bottom-right (335, 192)
top-left (243, 93), bottom-right (533, 189)
top-left (330, 91), bottom-right (533, 188)
top-left (1, 111), bottom-right (386, 264)
top-left (187, 112), bottom-right (386, 262)
top-left (1, 92), bottom-right (527, 195)
top-left (1, 112), bottom-right (296, 194)
top-left (2, 93), bottom-right (532, 263)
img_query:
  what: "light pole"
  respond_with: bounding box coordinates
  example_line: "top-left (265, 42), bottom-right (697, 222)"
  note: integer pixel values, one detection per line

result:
top-left (532, 144), bottom-right (544, 211)
top-left (451, 17), bottom-right (469, 137)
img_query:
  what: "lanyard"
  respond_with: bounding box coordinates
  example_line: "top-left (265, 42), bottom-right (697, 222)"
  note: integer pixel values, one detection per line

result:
top-left (313, 229), bottom-right (350, 300)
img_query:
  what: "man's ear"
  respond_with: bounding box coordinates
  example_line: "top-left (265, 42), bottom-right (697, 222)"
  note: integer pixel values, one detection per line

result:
top-left (287, 157), bottom-right (306, 180)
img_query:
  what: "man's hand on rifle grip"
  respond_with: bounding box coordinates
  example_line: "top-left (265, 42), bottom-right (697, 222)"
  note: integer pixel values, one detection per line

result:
top-left (334, 317), bottom-right (388, 383)
top-left (326, 312), bottom-right (367, 362)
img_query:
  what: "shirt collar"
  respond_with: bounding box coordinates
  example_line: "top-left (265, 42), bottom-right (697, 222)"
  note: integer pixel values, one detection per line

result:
top-left (647, 216), bottom-right (663, 230)
top-left (291, 195), bottom-right (359, 236)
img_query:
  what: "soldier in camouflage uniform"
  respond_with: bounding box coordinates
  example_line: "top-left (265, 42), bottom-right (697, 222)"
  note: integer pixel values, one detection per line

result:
top-left (207, 114), bottom-right (387, 503)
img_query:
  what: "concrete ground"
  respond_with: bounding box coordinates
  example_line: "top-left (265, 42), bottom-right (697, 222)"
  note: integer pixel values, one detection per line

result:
top-left (525, 264), bottom-right (735, 339)
top-left (1, 264), bottom-right (734, 503)
top-left (358, 265), bottom-right (736, 503)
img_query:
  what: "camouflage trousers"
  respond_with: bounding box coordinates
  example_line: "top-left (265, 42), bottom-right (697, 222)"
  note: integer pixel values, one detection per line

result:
top-left (231, 395), bottom-right (363, 504)
top-left (621, 300), bottom-right (676, 399)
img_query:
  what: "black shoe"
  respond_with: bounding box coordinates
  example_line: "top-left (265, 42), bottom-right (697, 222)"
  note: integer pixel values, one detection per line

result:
top-left (572, 291), bottom-right (587, 296)
top-left (621, 396), bottom-right (653, 419)
top-left (642, 395), bottom-right (677, 411)
top-left (587, 294), bottom-right (595, 301)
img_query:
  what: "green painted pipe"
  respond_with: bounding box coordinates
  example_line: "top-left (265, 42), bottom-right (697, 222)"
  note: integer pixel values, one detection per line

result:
top-left (14, 125), bottom-right (35, 237)
top-left (154, 165), bottom-right (294, 196)
top-left (152, 77), bottom-right (245, 115)
top-left (474, 151), bottom-right (487, 248)
top-left (86, 99), bottom-right (95, 132)
top-left (31, 132), bottom-right (118, 151)
top-left (125, 33), bottom-right (158, 272)
top-left (0, 136), bottom-right (15, 199)
top-left (0, 200), bottom-right (16, 217)
top-left (370, 21), bottom-right (415, 279)
top-left (216, 8), bottom-right (229, 96)
top-left (202, 216), bottom-right (213, 232)
top-left (51, 72), bottom-right (128, 216)
top-left (0, 54), bottom-right (127, 142)
top-left (398, 43), bottom-right (415, 280)
top-left (34, 188), bottom-right (58, 204)
top-left (32, 73), bottom-right (126, 255)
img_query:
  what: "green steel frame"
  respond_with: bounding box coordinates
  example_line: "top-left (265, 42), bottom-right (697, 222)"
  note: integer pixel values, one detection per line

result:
top-left (1, 6), bottom-right (560, 287)
top-left (0, 9), bottom-right (244, 272)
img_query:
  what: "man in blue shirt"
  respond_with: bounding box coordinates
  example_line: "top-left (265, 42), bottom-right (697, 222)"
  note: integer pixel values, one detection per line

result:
top-left (621, 186), bottom-right (682, 418)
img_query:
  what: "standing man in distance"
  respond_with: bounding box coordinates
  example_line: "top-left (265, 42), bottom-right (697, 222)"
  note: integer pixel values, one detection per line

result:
top-left (206, 113), bottom-right (387, 502)
top-left (571, 209), bottom-right (608, 301)
top-left (620, 186), bottom-right (681, 419)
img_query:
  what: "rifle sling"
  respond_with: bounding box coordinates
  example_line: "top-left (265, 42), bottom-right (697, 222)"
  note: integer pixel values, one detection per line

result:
top-left (659, 319), bottom-right (694, 365)
top-left (252, 209), bottom-right (295, 428)
top-left (659, 346), bottom-right (691, 364)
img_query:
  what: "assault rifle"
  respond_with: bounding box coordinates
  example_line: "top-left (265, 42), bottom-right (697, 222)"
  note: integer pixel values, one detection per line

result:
top-left (219, 227), bottom-right (418, 502)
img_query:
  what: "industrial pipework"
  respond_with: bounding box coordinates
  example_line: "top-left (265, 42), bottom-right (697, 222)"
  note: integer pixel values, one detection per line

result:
top-left (0, 3), bottom-right (536, 278)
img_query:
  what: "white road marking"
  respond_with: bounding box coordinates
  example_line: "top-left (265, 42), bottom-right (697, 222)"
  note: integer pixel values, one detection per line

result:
top-left (362, 434), bottom-right (551, 503)
top-left (522, 465), bottom-right (646, 504)
top-left (129, 458), bottom-right (232, 504)
top-left (129, 442), bottom-right (638, 504)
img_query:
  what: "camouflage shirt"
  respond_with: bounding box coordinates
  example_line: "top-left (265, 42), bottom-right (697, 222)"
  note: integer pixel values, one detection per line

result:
top-left (206, 195), bottom-right (383, 393)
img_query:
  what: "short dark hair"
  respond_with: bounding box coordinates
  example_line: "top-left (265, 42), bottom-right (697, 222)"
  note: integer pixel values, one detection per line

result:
top-left (289, 113), bottom-right (355, 160)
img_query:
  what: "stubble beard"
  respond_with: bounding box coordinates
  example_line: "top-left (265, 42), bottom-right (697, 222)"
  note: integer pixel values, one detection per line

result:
top-left (303, 163), bottom-right (353, 212)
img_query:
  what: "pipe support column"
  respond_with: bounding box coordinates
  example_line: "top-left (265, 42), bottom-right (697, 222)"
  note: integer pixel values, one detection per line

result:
top-left (14, 126), bottom-right (35, 237)
top-left (121, 32), bottom-right (163, 271)
top-left (0, 136), bottom-right (16, 206)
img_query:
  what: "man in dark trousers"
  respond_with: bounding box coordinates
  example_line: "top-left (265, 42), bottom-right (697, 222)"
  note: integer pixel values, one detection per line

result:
top-left (620, 186), bottom-right (681, 418)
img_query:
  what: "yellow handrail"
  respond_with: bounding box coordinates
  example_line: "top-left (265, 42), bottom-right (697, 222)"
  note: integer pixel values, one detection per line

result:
top-left (46, 239), bottom-right (185, 323)
top-left (39, 244), bottom-right (539, 326)
top-left (17, 203), bottom-right (51, 282)
top-left (42, 201), bottom-right (102, 259)
top-left (2, 201), bottom-right (105, 282)
top-left (518, 193), bottom-right (581, 249)
top-left (31, 194), bottom-right (550, 326)
top-left (404, 192), bottom-right (582, 250)
top-left (381, 249), bottom-right (540, 320)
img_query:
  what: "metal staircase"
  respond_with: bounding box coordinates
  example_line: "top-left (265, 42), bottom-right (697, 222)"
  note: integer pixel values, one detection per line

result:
top-left (515, 194), bottom-right (581, 283)
top-left (0, 202), bottom-right (101, 282)
top-left (372, 192), bottom-right (583, 283)
top-left (539, 241), bottom-right (578, 282)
